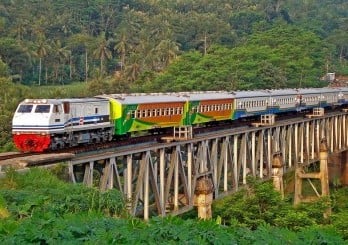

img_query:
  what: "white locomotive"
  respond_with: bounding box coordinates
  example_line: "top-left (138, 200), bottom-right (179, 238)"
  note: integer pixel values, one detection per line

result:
top-left (12, 98), bottom-right (113, 152)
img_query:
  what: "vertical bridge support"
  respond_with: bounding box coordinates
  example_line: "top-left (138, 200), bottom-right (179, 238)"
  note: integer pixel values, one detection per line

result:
top-left (194, 177), bottom-right (214, 220)
top-left (272, 152), bottom-right (284, 198)
top-left (294, 138), bottom-right (330, 211)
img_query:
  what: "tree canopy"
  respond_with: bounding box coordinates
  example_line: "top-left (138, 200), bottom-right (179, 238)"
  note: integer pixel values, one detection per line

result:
top-left (0, 0), bottom-right (346, 87)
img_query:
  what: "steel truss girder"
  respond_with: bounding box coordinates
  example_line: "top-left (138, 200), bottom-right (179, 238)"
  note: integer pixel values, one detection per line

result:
top-left (68, 112), bottom-right (348, 219)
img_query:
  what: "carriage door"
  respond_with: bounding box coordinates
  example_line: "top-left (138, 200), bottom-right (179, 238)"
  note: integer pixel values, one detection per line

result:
top-left (53, 103), bottom-right (64, 125)
top-left (62, 102), bottom-right (71, 126)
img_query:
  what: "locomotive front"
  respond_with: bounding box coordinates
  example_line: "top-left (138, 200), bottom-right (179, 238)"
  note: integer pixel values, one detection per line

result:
top-left (12, 99), bottom-right (64, 152)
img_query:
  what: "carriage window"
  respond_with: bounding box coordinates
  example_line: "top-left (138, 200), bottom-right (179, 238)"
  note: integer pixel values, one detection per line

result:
top-left (35, 105), bottom-right (51, 113)
top-left (18, 104), bottom-right (33, 113)
top-left (130, 111), bottom-right (135, 118)
top-left (95, 108), bottom-right (98, 114)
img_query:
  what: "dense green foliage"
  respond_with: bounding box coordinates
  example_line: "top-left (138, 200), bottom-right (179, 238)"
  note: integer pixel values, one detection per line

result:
top-left (144, 25), bottom-right (329, 92)
top-left (213, 177), bottom-right (348, 240)
top-left (0, 169), bottom-right (346, 243)
top-left (0, 0), bottom-right (346, 87)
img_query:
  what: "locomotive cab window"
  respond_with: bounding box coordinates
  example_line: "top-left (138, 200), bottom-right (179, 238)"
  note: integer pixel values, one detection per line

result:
top-left (17, 104), bottom-right (33, 113)
top-left (35, 105), bottom-right (51, 113)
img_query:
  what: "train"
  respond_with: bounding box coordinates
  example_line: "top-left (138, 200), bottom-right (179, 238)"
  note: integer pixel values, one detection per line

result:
top-left (12, 87), bottom-right (348, 152)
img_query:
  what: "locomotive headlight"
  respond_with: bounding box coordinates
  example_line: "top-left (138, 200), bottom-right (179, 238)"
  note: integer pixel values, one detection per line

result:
top-left (25, 99), bottom-right (30, 103)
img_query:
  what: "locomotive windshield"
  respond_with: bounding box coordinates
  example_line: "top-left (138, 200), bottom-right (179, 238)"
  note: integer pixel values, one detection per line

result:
top-left (35, 105), bottom-right (51, 113)
top-left (17, 104), bottom-right (33, 113)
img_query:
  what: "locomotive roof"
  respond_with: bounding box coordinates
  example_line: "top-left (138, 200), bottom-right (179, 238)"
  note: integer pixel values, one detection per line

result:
top-left (20, 98), bottom-right (108, 104)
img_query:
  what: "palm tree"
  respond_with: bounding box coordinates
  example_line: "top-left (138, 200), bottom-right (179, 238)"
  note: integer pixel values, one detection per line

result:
top-left (67, 33), bottom-right (94, 82)
top-left (125, 53), bottom-right (141, 82)
top-left (50, 39), bottom-right (70, 83)
top-left (34, 35), bottom-right (49, 86)
top-left (114, 29), bottom-right (130, 71)
top-left (154, 39), bottom-right (180, 68)
top-left (93, 32), bottom-right (112, 76)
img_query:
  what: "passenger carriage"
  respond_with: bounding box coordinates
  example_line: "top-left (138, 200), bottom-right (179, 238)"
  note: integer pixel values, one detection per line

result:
top-left (98, 93), bottom-right (189, 136)
top-left (184, 91), bottom-right (235, 125)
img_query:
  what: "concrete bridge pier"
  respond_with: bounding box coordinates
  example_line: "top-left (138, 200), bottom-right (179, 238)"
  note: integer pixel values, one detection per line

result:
top-left (294, 138), bottom-right (330, 205)
top-left (194, 177), bottom-right (214, 220)
top-left (272, 152), bottom-right (284, 198)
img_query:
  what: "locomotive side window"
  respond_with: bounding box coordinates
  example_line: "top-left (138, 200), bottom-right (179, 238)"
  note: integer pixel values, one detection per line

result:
top-left (63, 102), bottom-right (70, 114)
top-left (18, 104), bottom-right (33, 113)
top-left (35, 105), bottom-right (51, 113)
top-left (53, 105), bottom-right (60, 113)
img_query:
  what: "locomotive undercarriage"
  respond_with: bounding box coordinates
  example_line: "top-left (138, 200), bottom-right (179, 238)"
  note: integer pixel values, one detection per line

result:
top-left (50, 127), bottom-right (113, 150)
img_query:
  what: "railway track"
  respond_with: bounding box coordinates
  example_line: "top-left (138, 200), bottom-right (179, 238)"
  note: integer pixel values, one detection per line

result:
top-left (1, 109), bottom-right (347, 166)
top-left (0, 152), bottom-right (38, 161)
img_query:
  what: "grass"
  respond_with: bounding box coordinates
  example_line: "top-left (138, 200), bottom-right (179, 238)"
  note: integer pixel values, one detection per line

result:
top-left (30, 82), bottom-right (90, 98)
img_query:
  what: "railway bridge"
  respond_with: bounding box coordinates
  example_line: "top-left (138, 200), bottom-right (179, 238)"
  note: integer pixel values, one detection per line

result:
top-left (64, 111), bottom-right (348, 220)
